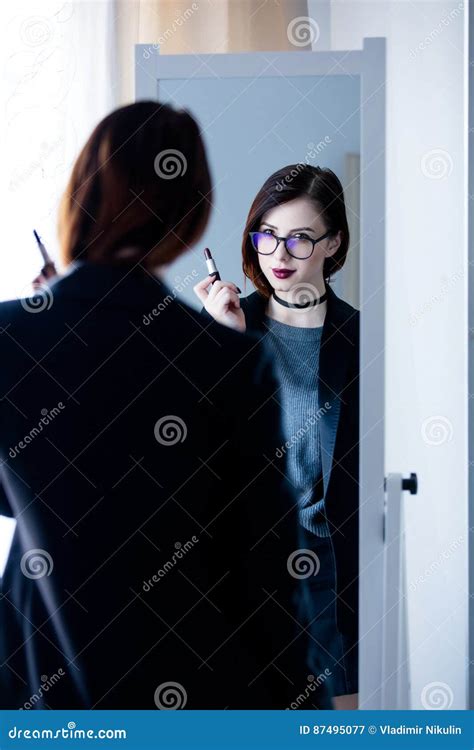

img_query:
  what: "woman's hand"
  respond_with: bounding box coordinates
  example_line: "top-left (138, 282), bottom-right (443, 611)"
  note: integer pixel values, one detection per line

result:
top-left (194, 275), bottom-right (246, 333)
top-left (32, 262), bottom-right (57, 291)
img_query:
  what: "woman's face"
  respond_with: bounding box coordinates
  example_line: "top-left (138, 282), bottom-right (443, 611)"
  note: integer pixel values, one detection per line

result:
top-left (255, 196), bottom-right (341, 294)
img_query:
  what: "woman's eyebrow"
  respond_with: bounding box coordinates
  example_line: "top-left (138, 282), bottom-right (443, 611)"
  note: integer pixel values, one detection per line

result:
top-left (260, 222), bottom-right (316, 233)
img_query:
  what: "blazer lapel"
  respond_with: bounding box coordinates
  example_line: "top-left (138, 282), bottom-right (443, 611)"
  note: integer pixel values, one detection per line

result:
top-left (318, 284), bottom-right (353, 500)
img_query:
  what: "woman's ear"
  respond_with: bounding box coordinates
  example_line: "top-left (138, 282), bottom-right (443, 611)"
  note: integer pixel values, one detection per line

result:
top-left (325, 230), bottom-right (342, 258)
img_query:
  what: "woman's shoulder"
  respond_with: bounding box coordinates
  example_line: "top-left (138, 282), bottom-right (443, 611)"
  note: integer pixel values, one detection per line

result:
top-left (239, 289), bottom-right (266, 314)
top-left (327, 284), bottom-right (359, 325)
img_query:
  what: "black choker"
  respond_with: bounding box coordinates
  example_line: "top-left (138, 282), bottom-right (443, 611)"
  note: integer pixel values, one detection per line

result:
top-left (272, 290), bottom-right (328, 309)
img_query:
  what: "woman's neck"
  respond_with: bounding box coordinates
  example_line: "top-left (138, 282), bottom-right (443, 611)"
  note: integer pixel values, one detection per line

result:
top-left (265, 294), bottom-right (327, 328)
top-left (265, 279), bottom-right (328, 328)
top-left (115, 247), bottom-right (168, 280)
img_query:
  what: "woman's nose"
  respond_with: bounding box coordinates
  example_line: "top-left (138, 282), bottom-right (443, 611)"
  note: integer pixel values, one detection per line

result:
top-left (274, 239), bottom-right (289, 261)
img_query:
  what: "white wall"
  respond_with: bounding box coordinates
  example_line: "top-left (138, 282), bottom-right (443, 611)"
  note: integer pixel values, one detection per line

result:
top-left (331, 0), bottom-right (468, 709)
top-left (0, 0), bottom-right (118, 302)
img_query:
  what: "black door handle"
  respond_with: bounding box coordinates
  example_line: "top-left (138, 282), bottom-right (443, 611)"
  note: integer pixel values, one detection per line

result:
top-left (401, 472), bottom-right (418, 495)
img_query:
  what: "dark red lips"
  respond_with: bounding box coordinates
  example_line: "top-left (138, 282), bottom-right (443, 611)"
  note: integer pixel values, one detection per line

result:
top-left (272, 268), bottom-right (296, 279)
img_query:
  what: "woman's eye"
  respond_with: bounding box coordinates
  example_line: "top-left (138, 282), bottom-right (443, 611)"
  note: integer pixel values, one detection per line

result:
top-left (262, 229), bottom-right (274, 235)
top-left (292, 233), bottom-right (310, 240)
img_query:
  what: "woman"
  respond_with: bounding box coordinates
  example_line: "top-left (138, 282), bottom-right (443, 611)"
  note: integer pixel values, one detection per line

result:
top-left (0, 105), bottom-right (324, 709)
top-left (195, 164), bottom-right (360, 709)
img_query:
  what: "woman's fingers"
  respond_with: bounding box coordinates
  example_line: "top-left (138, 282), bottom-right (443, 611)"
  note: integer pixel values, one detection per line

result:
top-left (214, 285), bottom-right (241, 309)
top-left (208, 280), bottom-right (241, 304)
top-left (193, 277), bottom-right (246, 333)
top-left (193, 275), bottom-right (215, 304)
top-left (193, 277), bottom-right (241, 305)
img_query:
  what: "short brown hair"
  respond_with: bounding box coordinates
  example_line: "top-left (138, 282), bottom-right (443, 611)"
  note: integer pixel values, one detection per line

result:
top-left (242, 164), bottom-right (350, 298)
top-left (58, 101), bottom-right (212, 269)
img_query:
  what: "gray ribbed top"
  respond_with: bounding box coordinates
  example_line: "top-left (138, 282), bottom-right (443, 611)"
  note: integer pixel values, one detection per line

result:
top-left (263, 315), bottom-right (330, 537)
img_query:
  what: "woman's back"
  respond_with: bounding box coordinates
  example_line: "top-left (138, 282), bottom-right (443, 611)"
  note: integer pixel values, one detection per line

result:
top-left (0, 260), bottom-right (326, 709)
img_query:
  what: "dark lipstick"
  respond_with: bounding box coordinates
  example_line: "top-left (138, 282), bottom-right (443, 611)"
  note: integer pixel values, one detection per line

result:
top-left (204, 247), bottom-right (221, 284)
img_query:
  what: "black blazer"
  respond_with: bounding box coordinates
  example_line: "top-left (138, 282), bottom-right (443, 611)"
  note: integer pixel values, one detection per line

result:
top-left (0, 261), bottom-right (331, 709)
top-left (201, 283), bottom-right (360, 639)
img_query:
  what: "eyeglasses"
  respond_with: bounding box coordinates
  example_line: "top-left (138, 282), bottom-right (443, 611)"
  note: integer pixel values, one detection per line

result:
top-left (249, 230), bottom-right (332, 260)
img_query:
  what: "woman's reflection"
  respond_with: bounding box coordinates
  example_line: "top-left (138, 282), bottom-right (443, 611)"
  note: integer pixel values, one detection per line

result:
top-left (195, 165), bottom-right (360, 709)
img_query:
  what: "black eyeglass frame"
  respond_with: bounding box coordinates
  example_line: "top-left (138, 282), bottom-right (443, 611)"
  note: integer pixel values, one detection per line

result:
top-left (248, 229), bottom-right (332, 259)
